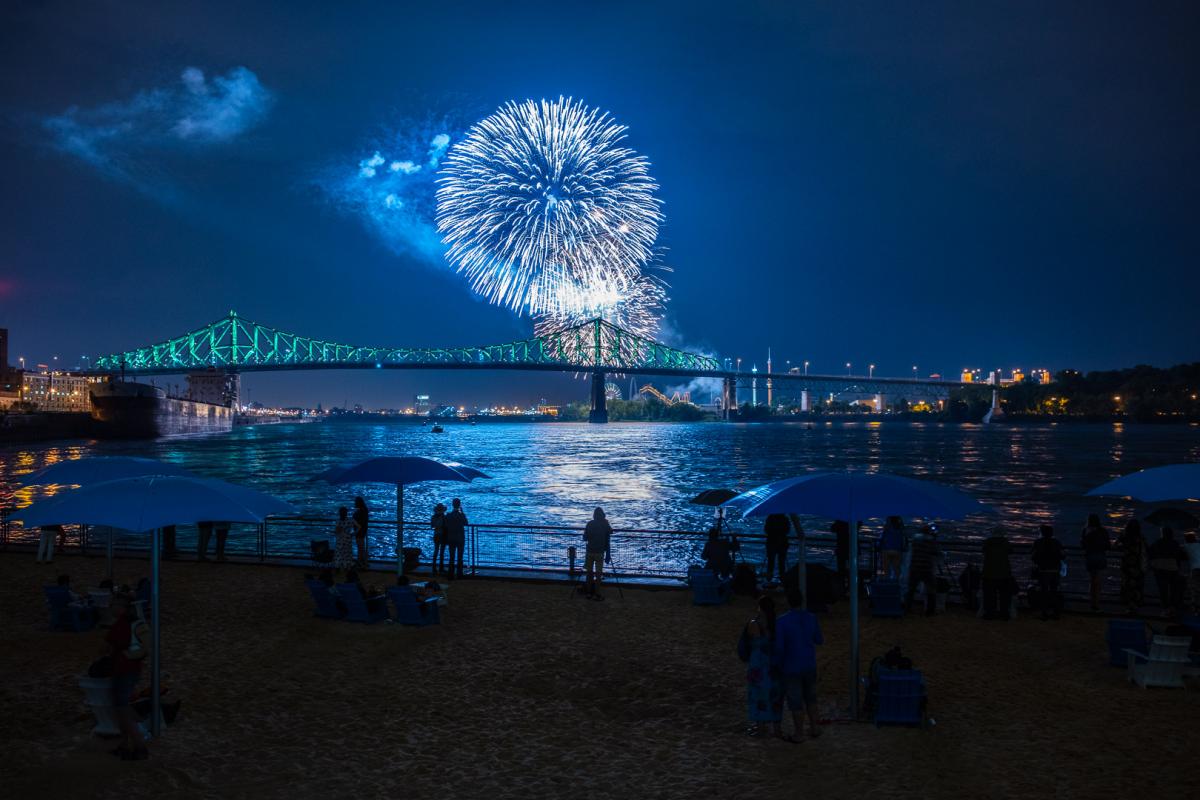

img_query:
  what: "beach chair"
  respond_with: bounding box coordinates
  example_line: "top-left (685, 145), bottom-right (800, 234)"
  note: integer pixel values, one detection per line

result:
top-left (868, 580), bottom-right (904, 618)
top-left (336, 583), bottom-right (389, 624)
top-left (79, 676), bottom-right (121, 736)
top-left (1124, 635), bottom-right (1197, 689)
top-left (690, 573), bottom-right (731, 605)
top-left (305, 580), bottom-right (345, 620)
top-left (873, 668), bottom-right (926, 726)
top-left (1105, 619), bottom-right (1149, 667)
top-left (43, 586), bottom-right (96, 632)
top-left (386, 586), bottom-right (440, 626)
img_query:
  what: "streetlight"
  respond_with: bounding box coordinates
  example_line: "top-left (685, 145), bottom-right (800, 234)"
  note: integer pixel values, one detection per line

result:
top-left (804, 360), bottom-right (809, 376)
top-left (869, 364), bottom-right (875, 379)
top-left (736, 357), bottom-right (742, 373)
top-left (846, 362), bottom-right (852, 376)
top-left (912, 365), bottom-right (918, 380)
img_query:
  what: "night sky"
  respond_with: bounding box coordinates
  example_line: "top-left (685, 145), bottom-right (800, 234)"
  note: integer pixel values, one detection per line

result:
top-left (1, 1), bottom-right (1196, 408)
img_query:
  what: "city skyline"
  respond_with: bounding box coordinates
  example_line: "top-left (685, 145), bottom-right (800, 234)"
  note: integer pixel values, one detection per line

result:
top-left (2, 2), bottom-right (1197, 408)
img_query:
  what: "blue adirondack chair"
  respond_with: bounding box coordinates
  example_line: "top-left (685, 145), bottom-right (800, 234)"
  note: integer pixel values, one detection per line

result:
top-left (386, 586), bottom-right (440, 626)
top-left (868, 580), bottom-right (904, 618)
top-left (305, 580), bottom-right (345, 619)
top-left (336, 583), bottom-right (389, 624)
top-left (44, 586), bottom-right (96, 632)
top-left (1106, 619), bottom-right (1149, 667)
top-left (873, 668), bottom-right (926, 726)
top-left (690, 572), bottom-right (731, 605)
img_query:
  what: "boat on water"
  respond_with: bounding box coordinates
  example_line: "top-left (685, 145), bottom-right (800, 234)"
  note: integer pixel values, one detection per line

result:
top-left (90, 374), bottom-right (235, 439)
top-left (431, 423), bottom-right (445, 433)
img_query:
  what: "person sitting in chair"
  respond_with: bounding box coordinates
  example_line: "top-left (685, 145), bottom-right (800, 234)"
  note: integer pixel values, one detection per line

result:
top-left (702, 527), bottom-right (735, 580)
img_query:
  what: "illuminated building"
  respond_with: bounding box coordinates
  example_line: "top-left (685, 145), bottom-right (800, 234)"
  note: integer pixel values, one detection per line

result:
top-left (414, 394), bottom-right (432, 414)
top-left (1010, 368), bottom-right (1025, 384)
top-left (21, 371), bottom-right (93, 412)
top-left (960, 370), bottom-right (974, 383)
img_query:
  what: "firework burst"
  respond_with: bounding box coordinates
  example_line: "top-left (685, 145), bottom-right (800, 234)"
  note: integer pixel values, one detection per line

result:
top-left (435, 97), bottom-right (663, 325)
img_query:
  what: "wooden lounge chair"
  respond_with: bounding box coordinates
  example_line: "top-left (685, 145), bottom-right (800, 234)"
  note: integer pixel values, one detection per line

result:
top-left (867, 580), bottom-right (904, 618)
top-left (1124, 635), bottom-right (1197, 689)
top-left (386, 586), bottom-right (440, 626)
top-left (873, 667), bottom-right (926, 726)
top-left (336, 583), bottom-right (389, 624)
top-left (1105, 619), bottom-right (1148, 667)
top-left (305, 579), bottom-right (345, 619)
top-left (43, 586), bottom-right (96, 632)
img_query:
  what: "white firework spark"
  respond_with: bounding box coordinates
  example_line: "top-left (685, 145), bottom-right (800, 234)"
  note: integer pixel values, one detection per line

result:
top-left (533, 268), bottom-right (668, 341)
top-left (435, 97), bottom-right (663, 323)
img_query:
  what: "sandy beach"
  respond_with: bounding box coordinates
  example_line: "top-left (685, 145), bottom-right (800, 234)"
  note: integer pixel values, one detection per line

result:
top-left (0, 551), bottom-right (1195, 799)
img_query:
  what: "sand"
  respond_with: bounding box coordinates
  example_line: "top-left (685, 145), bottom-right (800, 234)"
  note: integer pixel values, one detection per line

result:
top-left (0, 552), bottom-right (1195, 799)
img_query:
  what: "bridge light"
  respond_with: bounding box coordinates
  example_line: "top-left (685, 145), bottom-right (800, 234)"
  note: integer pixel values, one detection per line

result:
top-left (375, 363), bottom-right (382, 369)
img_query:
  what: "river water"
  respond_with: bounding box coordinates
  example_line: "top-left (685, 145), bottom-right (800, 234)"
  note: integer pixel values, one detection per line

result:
top-left (4, 420), bottom-right (1199, 555)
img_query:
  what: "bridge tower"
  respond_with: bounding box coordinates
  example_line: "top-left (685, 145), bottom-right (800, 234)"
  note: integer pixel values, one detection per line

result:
top-left (751, 365), bottom-right (758, 406)
top-left (722, 376), bottom-right (737, 420)
top-left (766, 349), bottom-right (773, 408)
top-left (589, 371), bottom-right (608, 424)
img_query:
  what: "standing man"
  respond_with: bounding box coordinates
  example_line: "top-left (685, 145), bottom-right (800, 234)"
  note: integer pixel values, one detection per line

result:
top-left (443, 498), bottom-right (468, 580)
top-left (906, 526), bottom-right (941, 616)
top-left (763, 513), bottom-right (790, 586)
top-left (430, 503), bottom-right (447, 576)
top-left (214, 522), bottom-right (230, 563)
top-left (878, 516), bottom-right (906, 579)
top-left (981, 526), bottom-right (1013, 620)
top-left (773, 588), bottom-right (824, 742)
top-left (583, 507), bottom-right (613, 600)
top-left (352, 497), bottom-right (370, 569)
top-left (197, 521), bottom-right (214, 561)
top-left (1031, 525), bottom-right (1065, 620)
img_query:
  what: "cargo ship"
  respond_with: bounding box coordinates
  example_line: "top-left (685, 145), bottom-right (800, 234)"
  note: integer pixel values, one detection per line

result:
top-left (90, 373), bottom-right (236, 438)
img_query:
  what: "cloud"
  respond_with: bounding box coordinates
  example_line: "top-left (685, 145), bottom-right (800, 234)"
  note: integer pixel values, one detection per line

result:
top-left (42, 66), bottom-right (273, 189)
top-left (315, 125), bottom-right (461, 266)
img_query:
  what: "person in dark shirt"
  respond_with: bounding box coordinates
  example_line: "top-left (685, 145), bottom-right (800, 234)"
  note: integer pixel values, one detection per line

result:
top-left (773, 588), bottom-right (824, 741)
top-left (906, 527), bottom-right (942, 616)
top-left (106, 594), bottom-right (149, 760)
top-left (1147, 527), bottom-right (1185, 615)
top-left (981, 526), bottom-right (1013, 620)
top-left (352, 496), bottom-right (370, 569)
top-left (1031, 525), bottom-right (1065, 620)
top-left (443, 498), bottom-right (469, 579)
top-left (763, 514), bottom-right (791, 586)
top-left (701, 527), bottom-right (734, 580)
top-left (582, 507), bottom-right (613, 599)
top-left (1080, 514), bottom-right (1110, 611)
top-left (878, 516), bottom-right (906, 579)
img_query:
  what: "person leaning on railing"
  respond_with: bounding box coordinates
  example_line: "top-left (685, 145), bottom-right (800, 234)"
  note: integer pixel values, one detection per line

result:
top-left (582, 508), bottom-right (612, 600)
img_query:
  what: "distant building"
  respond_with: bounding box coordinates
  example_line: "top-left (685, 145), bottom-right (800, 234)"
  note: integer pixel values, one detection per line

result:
top-left (187, 371), bottom-right (240, 407)
top-left (960, 370), bottom-right (974, 383)
top-left (537, 404), bottom-right (560, 417)
top-left (1010, 368), bottom-right (1025, 384)
top-left (415, 394), bottom-right (432, 414)
top-left (21, 372), bottom-right (93, 412)
top-left (0, 327), bottom-right (19, 408)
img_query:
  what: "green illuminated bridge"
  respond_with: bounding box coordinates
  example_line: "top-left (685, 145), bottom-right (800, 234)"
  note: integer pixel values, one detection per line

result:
top-left (86, 311), bottom-right (982, 422)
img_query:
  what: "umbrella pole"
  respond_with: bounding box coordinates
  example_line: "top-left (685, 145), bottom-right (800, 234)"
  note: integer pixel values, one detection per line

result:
top-left (107, 527), bottom-right (114, 582)
top-left (396, 483), bottom-right (404, 577)
top-left (848, 515), bottom-right (860, 720)
top-left (150, 527), bottom-right (162, 739)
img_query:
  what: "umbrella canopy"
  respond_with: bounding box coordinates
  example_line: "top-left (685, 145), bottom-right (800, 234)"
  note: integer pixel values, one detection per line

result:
top-left (689, 488), bottom-right (740, 507)
top-left (16, 456), bottom-right (195, 487)
top-left (723, 471), bottom-right (985, 520)
top-left (315, 456), bottom-right (489, 574)
top-left (16, 475), bottom-right (296, 531)
top-left (1143, 507), bottom-right (1199, 531)
top-left (1087, 464), bottom-right (1200, 503)
top-left (722, 470), bottom-right (987, 721)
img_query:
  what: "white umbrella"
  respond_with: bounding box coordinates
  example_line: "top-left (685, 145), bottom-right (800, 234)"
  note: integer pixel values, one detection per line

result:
top-left (723, 471), bottom-right (987, 719)
top-left (16, 475), bottom-right (295, 739)
top-left (1086, 464), bottom-right (1200, 502)
top-left (16, 456), bottom-right (198, 579)
top-left (316, 456), bottom-right (489, 575)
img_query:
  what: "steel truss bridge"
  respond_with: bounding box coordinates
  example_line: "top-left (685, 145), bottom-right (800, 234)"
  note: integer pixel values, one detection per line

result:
top-left (86, 311), bottom-right (984, 422)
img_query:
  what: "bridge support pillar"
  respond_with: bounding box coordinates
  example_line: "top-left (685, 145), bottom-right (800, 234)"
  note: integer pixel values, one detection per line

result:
top-left (874, 393), bottom-right (887, 413)
top-left (800, 390), bottom-right (810, 412)
top-left (722, 377), bottom-right (737, 420)
top-left (589, 371), bottom-right (608, 424)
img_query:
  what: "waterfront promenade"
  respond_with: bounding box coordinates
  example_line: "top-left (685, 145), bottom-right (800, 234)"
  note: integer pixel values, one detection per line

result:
top-left (2, 552), bottom-right (1195, 799)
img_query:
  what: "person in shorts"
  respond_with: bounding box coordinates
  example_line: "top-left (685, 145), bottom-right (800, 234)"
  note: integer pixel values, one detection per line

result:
top-left (106, 594), bottom-right (149, 760)
top-left (773, 588), bottom-right (823, 742)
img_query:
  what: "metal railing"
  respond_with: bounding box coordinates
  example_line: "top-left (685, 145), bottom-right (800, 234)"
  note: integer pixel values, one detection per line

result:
top-left (0, 506), bottom-right (1151, 603)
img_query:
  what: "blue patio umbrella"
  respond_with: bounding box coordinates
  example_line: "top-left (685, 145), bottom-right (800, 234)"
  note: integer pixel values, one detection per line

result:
top-left (16, 475), bottom-right (295, 739)
top-left (17, 456), bottom-right (199, 579)
top-left (723, 470), bottom-right (987, 719)
top-left (1086, 463), bottom-right (1200, 503)
top-left (316, 456), bottom-right (490, 574)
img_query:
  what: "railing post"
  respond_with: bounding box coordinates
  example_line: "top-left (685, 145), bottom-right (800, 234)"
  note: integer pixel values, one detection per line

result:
top-left (470, 525), bottom-right (478, 575)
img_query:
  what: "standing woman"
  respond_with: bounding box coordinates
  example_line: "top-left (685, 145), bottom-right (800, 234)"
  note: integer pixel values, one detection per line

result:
top-left (1080, 514), bottom-right (1110, 611)
top-left (333, 506), bottom-right (355, 572)
top-left (744, 595), bottom-right (783, 738)
top-left (430, 503), bottom-right (447, 576)
top-left (1116, 520), bottom-right (1146, 614)
top-left (352, 496), bottom-right (370, 570)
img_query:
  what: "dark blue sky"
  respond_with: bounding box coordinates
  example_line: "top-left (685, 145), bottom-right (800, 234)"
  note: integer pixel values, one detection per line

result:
top-left (2, 1), bottom-right (1196, 408)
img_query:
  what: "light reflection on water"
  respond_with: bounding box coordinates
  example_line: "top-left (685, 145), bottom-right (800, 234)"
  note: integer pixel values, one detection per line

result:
top-left (1, 421), bottom-right (1198, 544)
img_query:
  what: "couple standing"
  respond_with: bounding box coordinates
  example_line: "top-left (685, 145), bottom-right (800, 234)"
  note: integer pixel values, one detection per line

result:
top-left (430, 499), bottom-right (468, 579)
